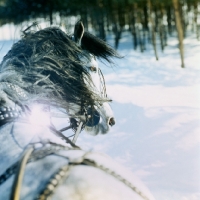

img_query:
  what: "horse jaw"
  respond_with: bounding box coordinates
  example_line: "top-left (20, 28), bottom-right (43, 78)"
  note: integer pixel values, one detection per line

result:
top-left (84, 102), bottom-right (115, 135)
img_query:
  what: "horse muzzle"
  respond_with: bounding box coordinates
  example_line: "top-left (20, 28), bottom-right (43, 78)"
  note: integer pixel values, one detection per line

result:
top-left (109, 117), bottom-right (115, 126)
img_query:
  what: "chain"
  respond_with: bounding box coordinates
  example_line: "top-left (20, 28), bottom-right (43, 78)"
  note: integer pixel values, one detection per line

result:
top-left (37, 165), bottom-right (71, 200)
top-left (37, 155), bottom-right (150, 200)
top-left (82, 159), bottom-right (150, 200)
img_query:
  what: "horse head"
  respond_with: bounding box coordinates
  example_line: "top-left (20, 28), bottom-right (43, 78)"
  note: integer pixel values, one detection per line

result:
top-left (71, 21), bottom-right (118, 136)
top-left (0, 21), bottom-right (121, 143)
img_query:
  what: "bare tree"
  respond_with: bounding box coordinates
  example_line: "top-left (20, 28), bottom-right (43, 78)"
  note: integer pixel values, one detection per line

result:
top-left (148, 0), bottom-right (159, 60)
top-left (172, 0), bottom-right (184, 68)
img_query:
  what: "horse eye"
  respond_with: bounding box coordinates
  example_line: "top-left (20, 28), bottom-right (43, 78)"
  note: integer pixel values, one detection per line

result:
top-left (89, 66), bottom-right (97, 72)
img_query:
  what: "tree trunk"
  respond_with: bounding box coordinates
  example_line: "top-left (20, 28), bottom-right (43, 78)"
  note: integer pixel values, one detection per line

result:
top-left (172, 0), bottom-right (184, 68)
top-left (194, 2), bottom-right (199, 40)
top-left (130, 3), bottom-right (138, 50)
top-left (113, 23), bottom-right (122, 49)
top-left (159, 6), bottom-right (165, 51)
top-left (49, 6), bottom-right (53, 25)
top-left (143, 5), bottom-right (149, 31)
top-left (148, 0), bottom-right (158, 60)
top-left (138, 9), bottom-right (145, 52)
top-left (138, 28), bottom-right (144, 52)
top-left (159, 22), bottom-right (164, 51)
top-left (167, 6), bottom-right (172, 35)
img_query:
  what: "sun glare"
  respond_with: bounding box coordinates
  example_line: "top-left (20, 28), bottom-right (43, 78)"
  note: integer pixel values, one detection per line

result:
top-left (29, 105), bottom-right (50, 126)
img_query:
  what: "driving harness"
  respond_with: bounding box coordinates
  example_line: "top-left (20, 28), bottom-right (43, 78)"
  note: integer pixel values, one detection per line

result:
top-left (0, 105), bottom-right (149, 200)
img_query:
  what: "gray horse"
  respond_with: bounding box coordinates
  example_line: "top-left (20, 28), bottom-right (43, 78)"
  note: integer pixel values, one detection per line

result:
top-left (0, 21), bottom-right (155, 200)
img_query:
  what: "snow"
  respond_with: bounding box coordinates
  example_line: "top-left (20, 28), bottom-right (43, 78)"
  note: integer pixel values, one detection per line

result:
top-left (0, 31), bottom-right (200, 200)
top-left (79, 32), bottom-right (200, 200)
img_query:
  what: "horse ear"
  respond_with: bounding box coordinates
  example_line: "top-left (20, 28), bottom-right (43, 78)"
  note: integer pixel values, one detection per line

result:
top-left (74, 21), bottom-right (84, 45)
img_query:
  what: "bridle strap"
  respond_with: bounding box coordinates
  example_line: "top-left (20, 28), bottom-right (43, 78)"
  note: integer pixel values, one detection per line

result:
top-left (48, 124), bottom-right (80, 149)
top-left (10, 147), bottom-right (34, 200)
top-left (72, 121), bottom-right (83, 143)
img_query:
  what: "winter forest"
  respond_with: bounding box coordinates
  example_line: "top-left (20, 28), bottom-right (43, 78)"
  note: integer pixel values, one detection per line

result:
top-left (1, 0), bottom-right (200, 67)
top-left (0, 0), bottom-right (199, 200)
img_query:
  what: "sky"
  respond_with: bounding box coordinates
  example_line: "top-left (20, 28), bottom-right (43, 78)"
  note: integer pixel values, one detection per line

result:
top-left (0, 26), bottom-right (200, 200)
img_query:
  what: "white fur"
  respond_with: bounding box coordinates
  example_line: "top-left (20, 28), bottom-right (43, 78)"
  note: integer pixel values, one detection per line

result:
top-left (82, 56), bottom-right (115, 135)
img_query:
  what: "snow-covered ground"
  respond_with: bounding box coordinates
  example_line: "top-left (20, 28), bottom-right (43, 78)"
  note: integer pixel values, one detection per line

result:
top-left (79, 32), bottom-right (200, 200)
top-left (0, 31), bottom-right (199, 200)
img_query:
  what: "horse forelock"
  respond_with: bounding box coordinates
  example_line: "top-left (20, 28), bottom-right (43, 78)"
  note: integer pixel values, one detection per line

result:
top-left (0, 26), bottom-right (117, 114)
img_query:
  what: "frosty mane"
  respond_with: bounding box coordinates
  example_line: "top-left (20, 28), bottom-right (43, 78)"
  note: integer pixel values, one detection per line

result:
top-left (0, 26), bottom-right (120, 112)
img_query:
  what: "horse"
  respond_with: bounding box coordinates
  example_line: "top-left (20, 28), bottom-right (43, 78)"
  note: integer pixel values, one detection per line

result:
top-left (0, 21), bottom-right (155, 200)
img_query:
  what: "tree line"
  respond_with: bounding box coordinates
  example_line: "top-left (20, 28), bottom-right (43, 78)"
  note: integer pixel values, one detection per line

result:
top-left (0, 0), bottom-right (199, 67)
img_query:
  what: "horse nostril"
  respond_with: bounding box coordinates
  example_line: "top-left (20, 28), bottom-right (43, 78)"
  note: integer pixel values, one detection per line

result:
top-left (109, 117), bottom-right (115, 126)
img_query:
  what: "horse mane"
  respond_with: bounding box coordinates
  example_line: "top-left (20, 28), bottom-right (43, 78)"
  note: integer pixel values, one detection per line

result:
top-left (82, 31), bottom-right (121, 63)
top-left (0, 26), bottom-right (120, 114)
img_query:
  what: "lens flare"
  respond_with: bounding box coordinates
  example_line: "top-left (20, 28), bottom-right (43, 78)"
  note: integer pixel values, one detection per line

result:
top-left (29, 105), bottom-right (50, 126)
